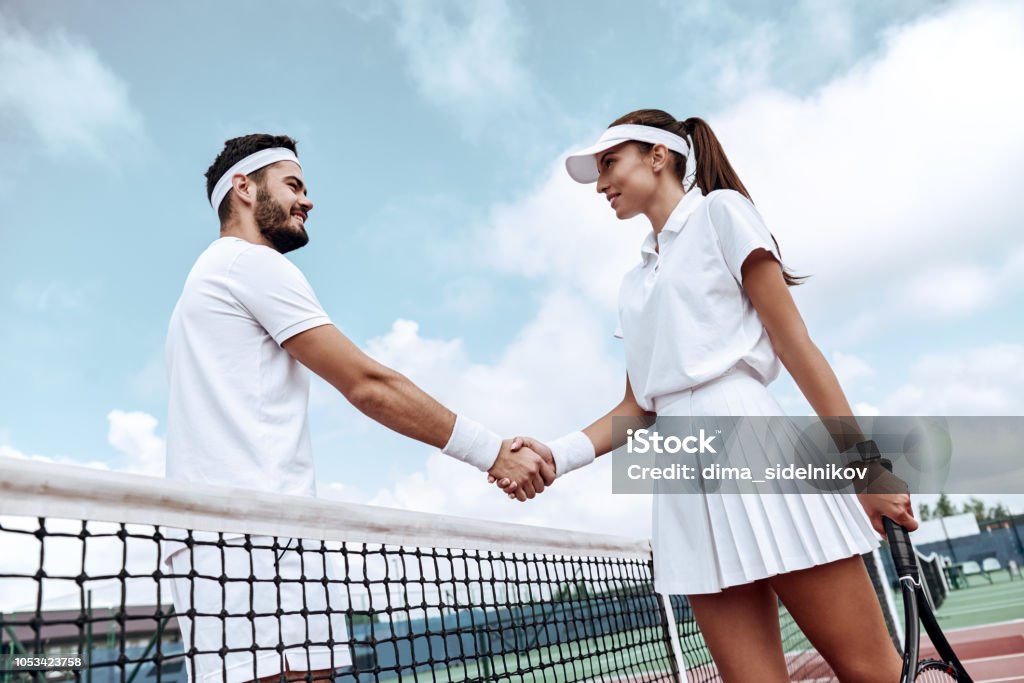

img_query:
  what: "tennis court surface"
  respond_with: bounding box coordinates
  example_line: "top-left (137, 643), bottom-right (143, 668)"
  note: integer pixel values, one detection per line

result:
top-left (1, 457), bottom-right (1018, 682)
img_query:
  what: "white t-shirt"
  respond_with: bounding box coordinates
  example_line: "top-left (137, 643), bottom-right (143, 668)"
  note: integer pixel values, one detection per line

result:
top-left (617, 188), bottom-right (783, 411)
top-left (165, 237), bottom-right (331, 496)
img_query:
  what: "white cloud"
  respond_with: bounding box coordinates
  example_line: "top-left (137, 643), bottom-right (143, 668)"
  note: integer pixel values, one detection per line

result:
top-left (853, 402), bottom-right (881, 417)
top-left (381, 0), bottom-right (565, 143)
top-left (11, 281), bottom-right (92, 313)
top-left (900, 265), bottom-right (997, 320)
top-left (707, 0), bottom-right (1024, 343)
top-left (705, 22), bottom-right (779, 97)
top-left (319, 480), bottom-right (372, 505)
top-left (831, 351), bottom-right (875, 385)
top-left (875, 344), bottom-right (1024, 415)
top-left (394, 1), bottom-right (527, 108)
top-left (659, 0), bottom-right (940, 101)
top-left (0, 13), bottom-right (145, 162)
top-left (0, 411), bottom-right (165, 477)
top-left (0, 443), bottom-right (110, 471)
top-left (366, 319), bottom-right (468, 401)
top-left (482, 160), bottom-right (648, 308)
top-left (106, 409), bottom-right (165, 476)
top-left (896, 249), bottom-right (1024, 320)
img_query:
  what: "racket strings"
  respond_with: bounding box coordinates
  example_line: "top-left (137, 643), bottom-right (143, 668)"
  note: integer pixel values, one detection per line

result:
top-left (915, 658), bottom-right (959, 681)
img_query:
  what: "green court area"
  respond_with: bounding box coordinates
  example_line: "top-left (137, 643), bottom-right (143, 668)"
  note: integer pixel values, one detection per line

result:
top-left (368, 625), bottom-right (678, 682)
top-left (921, 570), bottom-right (1024, 630)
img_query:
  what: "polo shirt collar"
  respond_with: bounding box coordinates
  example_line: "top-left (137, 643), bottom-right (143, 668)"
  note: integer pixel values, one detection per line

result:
top-left (639, 186), bottom-right (705, 261)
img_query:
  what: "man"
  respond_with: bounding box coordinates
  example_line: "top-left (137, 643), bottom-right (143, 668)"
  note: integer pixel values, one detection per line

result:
top-left (164, 134), bottom-right (553, 683)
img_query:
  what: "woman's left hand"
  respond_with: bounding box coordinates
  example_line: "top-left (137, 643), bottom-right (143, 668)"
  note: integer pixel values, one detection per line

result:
top-left (857, 484), bottom-right (919, 536)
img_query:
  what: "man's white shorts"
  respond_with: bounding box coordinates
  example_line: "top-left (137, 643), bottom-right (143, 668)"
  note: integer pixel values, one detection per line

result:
top-left (167, 536), bottom-right (352, 683)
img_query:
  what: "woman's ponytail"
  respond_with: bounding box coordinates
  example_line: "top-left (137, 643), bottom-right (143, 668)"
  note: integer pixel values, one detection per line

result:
top-left (681, 117), bottom-right (752, 201)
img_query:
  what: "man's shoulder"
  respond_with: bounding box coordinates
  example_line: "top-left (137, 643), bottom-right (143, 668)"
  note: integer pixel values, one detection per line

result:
top-left (206, 236), bottom-right (277, 262)
top-left (194, 238), bottom-right (299, 277)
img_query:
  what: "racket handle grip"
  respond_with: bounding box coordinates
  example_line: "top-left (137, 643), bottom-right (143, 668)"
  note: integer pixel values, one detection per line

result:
top-left (878, 458), bottom-right (919, 579)
top-left (884, 518), bottom-right (919, 579)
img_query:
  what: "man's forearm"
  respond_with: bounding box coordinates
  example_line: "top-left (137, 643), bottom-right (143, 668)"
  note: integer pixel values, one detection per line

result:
top-left (348, 368), bottom-right (456, 448)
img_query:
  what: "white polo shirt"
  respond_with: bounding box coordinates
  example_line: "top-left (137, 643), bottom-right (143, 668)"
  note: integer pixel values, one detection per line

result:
top-left (165, 237), bottom-right (331, 496)
top-left (617, 188), bottom-right (783, 411)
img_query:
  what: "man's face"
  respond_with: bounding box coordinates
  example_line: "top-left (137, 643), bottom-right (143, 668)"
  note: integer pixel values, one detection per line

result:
top-left (253, 161), bottom-right (313, 254)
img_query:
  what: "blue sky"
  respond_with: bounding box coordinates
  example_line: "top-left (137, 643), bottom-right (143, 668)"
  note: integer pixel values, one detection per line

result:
top-left (2, 0), bottom-right (1023, 536)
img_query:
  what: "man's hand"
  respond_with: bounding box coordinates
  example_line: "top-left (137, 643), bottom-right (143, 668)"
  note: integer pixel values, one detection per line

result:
top-left (487, 439), bottom-right (555, 502)
top-left (487, 437), bottom-right (555, 500)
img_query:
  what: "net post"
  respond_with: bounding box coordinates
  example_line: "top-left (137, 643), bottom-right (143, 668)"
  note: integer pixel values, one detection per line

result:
top-left (0, 611), bottom-right (7, 683)
top-left (870, 548), bottom-right (903, 647)
top-left (657, 593), bottom-right (689, 683)
top-left (86, 590), bottom-right (93, 683)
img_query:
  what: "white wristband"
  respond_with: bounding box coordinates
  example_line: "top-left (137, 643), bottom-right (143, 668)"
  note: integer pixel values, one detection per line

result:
top-left (442, 415), bottom-right (502, 472)
top-left (548, 431), bottom-right (595, 477)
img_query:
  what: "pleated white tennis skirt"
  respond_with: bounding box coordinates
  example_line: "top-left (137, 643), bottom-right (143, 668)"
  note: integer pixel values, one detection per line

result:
top-left (650, 364), bottom-right (878, 595)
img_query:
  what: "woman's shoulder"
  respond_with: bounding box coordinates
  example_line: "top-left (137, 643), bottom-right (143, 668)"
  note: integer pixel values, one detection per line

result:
top-left (704, 188), bottom-right (755, 214)
top-left (702, 189), bottom-right (764, 231)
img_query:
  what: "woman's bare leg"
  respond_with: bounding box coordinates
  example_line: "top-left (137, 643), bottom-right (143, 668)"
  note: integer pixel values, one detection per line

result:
top-left (688, 579), bottom-right (790, 683)
top-left (770, 555), bottom-right (902, 683)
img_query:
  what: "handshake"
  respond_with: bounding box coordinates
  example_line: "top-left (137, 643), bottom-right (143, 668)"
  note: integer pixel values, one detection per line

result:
top-left (446, 419), bottom-right (596, 502)
top-left (487, 436), bottom-right (555, 502)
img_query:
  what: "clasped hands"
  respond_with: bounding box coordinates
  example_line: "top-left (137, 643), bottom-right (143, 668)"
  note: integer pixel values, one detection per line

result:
top-left (486, 437), bottom-right (554, 502)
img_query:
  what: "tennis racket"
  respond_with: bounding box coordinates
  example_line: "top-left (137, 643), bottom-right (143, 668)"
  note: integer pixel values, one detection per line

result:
top-left (881, 459), bottom-right (972, 682)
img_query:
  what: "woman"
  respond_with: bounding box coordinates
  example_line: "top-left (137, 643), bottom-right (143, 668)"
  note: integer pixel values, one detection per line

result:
top-left (496, 110), bottom-right (917, 682)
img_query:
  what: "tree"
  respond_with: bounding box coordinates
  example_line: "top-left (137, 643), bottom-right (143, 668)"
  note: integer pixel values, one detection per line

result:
top-left (987, 503), bottom-right (1011, 521)
top-left (957, 499), bottom-right (1014, 523)
top-left (918, 503), bottom-right (932, 521)
top-left (917, 495), bottom-right (1014, 522)
top-left (961, 497), bottom-right (986, 521)
top-left (934, 494), bottom-right (957, 518)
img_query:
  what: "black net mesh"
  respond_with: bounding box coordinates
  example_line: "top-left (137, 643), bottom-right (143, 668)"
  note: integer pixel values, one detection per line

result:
top-left (917, 554), bottom-right (948, 611)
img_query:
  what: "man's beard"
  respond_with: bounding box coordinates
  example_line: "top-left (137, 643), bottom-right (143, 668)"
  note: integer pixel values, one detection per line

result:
top-left (255, 187), bottom-right (309, 254)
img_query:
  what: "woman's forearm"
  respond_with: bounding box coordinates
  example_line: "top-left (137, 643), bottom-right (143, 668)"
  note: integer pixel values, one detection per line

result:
top-left (777, 337), bottom-right (865, 453)
top-left (581, 400), bottom-right (654, 457)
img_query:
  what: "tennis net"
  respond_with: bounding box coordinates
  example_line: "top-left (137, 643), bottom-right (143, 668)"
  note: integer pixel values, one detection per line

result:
top-left (0, 457), bottom-right (899, 682)
top-left (917, 552), bottom-right (949, 611)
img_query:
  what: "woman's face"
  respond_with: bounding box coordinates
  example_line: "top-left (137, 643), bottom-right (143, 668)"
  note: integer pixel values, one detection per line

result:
top-left (595, 142), bottom-right (658, 220)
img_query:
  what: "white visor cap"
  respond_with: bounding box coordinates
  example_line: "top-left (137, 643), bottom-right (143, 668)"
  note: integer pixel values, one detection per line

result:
top-left (564, 124), bottom-right (691, 184)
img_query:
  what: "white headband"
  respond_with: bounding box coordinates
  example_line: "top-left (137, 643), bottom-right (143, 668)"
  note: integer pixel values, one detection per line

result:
top-left (209, 147), bottom-right (302, 212)
top-left (564, 124), bottom-right (695, 186)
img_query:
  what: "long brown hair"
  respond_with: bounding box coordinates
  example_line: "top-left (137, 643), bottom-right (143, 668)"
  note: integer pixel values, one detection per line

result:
top-left (611, 109), bottom-right (805, 286)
